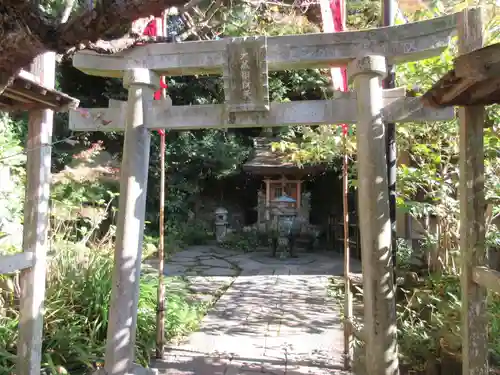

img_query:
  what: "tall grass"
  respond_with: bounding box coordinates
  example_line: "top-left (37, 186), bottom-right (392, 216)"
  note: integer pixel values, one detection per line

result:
top-left (328, 264), bottom-right (500, 370)
top-left (0, 242), bottom-right (204, 375)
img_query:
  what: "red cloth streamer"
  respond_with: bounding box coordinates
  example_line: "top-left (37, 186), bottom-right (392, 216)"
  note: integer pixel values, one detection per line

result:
top-left (142, 19), bottom-right (158, 36)
top-left (141, 18), bottom-right (166, 101)
top-left (329, 0), bottom-right (349, 135)
top-left (154, 79), bottom-right (168, 101)
top-left (136, 17), bottom-right (168, 136)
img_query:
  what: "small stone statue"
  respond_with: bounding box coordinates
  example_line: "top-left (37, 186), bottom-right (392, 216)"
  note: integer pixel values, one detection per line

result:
top-left (214, 207), bottom-right (229, 243)
top-left (301, 192), bottom-right (311, 210)
top-left (257, 190), bottom-right (265, 223)
top-left (299, 191), bottom-right (311, 222)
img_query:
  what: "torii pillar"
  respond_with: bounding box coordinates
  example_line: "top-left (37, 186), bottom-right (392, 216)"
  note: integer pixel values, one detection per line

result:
top-left (348, 55), bottom-right (399, 375)
top-left (103, 68), bottom-right (160, 375)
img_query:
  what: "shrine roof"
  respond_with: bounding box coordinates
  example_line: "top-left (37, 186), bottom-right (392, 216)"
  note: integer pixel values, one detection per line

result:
top-left (243, 137), bottom-right (325, 176)
top-left (422, 42), bottom-right (500, 107)
top-left (0, 70), bottom-right (79, 112)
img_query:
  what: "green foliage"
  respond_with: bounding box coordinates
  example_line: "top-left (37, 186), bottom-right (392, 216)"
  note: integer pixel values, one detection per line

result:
top-left (146, 130), bottom-right (252, 226)
top-left (47, 141), bottom-right (121, 245)
top-left (346, 0), bottom-right (381, 29)
top-left (0, 131), bottom-right (209, 374)
top-left (0, 114), bottom-right (26, 229)
top-left (219, 230), bottom-right (262, 252)
top-left (396, 46), bottom-right (500, 274)
top-left (271, 125), bottom-right (356, 176)
top-left (0, 114), bottom-right (25, 168)
top-left (396, 238), bottom-right (414, 270)
top-left (216, 2), bottom-right (320, 37)
top-left (0, 243), bottom-right (205, 374)
top-left (329, 275), bottom-right (500, 369)
top-left (169, 221), bottom-right (213, 248)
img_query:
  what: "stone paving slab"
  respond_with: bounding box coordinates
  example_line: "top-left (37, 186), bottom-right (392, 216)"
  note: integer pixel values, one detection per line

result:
top-left (152, 247), bottom-right (359, 375)
top-left (145, 247), bottom-right (242, 305)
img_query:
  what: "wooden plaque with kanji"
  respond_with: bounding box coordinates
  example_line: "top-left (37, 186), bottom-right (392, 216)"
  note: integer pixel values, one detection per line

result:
top-left (224, 36), bottom-right (269, 112)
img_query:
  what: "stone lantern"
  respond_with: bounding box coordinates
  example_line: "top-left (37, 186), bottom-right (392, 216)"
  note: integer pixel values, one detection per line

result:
top-left (214, 207), bottom-right (229, 243)
top-left (271, 195), bottom-right (297, 257)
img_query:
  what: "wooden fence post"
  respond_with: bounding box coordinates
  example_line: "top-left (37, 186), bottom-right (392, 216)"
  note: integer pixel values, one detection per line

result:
top-left (17, 51), bottom-right (55, 375)
top-left (457, 8), bottom-right (488, 375)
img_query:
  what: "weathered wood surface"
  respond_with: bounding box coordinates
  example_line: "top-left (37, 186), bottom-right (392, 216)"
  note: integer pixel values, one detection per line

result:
top-left (348, 55), bottom-right (399, 375)
top-left (472, 266), bottom-right (500, 295)
top-left (0, 70), bottom-right (79, 112)
top-left (69, 95), bottom-right (454, 132)
top-left (422, 69), bottom-right (500, 107)
top-left (103, 69), bottom-right (159, 375)
top-left (72, 14), bottom-right (458, 78)
top-left (457, 8), bottom-right (489, 375)
top-left (17, 52), bottom-right (55, 375)
top-left (0, 253), bottom-right (34, 274)
top-left (455, 42), bottom-right (500, 78)
top-left (223, 36), bottom-right (269, 112)
top-left (422, 42), bottom-right (500, 107)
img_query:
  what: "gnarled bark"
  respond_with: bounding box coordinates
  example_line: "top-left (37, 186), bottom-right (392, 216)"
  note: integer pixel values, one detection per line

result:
top-left (0, 0), bottom-right (188, 95)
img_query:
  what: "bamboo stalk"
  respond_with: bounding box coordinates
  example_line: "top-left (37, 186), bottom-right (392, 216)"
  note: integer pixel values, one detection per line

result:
top-left (155, 9), bottom-right (168, 360)
top-left (156, 131), bottom-right (166, 359)
top-left (342, 136), bottom-right (353, 370)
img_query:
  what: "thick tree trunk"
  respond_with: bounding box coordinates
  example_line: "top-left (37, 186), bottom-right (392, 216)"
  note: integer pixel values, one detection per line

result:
top-left (0, 5), bottom-right (47, 93)
top-left (0, 0), bottom-right (188, 94)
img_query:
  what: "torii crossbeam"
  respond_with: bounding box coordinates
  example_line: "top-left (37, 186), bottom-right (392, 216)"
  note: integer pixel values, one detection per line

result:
top-left (70, 90), bottom-right (452, 132)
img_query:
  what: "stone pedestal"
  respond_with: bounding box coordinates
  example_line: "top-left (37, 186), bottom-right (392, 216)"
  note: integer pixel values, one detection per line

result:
top-left (215, 225), bottom-right (228, 243)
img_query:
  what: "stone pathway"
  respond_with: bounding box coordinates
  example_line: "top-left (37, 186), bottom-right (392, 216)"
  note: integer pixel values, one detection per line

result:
top-left (153, 246), bottom-right (359, 375)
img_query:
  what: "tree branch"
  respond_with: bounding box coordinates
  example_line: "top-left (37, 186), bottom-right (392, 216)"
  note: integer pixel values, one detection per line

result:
top-left (72, 35), bottom-right (173, 55)
top-left (51, 0), bottom-right (190, 53)
top-left (0, 0), bottom-right (190, 95)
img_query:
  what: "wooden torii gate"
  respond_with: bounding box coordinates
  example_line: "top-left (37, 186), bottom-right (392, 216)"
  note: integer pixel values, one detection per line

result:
top-left (69, 11), bottom-right (469, 375)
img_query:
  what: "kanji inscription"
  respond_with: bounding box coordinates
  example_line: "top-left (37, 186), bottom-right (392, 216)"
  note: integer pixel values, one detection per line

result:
top-left (224, 36), bottom-right (269, 112)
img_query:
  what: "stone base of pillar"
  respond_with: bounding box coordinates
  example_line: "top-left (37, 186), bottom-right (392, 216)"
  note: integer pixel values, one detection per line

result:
top-left (93, 364), bottom-right (158, 375)
top-left (128, 363), bottom-right (159, 375)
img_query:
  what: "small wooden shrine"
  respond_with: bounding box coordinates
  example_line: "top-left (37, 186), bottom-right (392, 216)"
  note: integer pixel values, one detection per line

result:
top-left (242, 136), bottom-right (324, 225)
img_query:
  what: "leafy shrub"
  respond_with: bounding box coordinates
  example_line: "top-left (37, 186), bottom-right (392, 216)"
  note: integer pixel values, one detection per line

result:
top-left (396, 238), bottom-right (414, 270)
top-left (156, 221), bottom-right (213, 258)
top-left (219, 229), bottom-right (268, 252)
top-left (0, 243), bottom-right (204, 375)
top-left (180, 221), bottom-right (212, 246)
top-left (0, 114), bottom-right (26, 245)
top-left (329, 274), bottom-right (500, 370)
